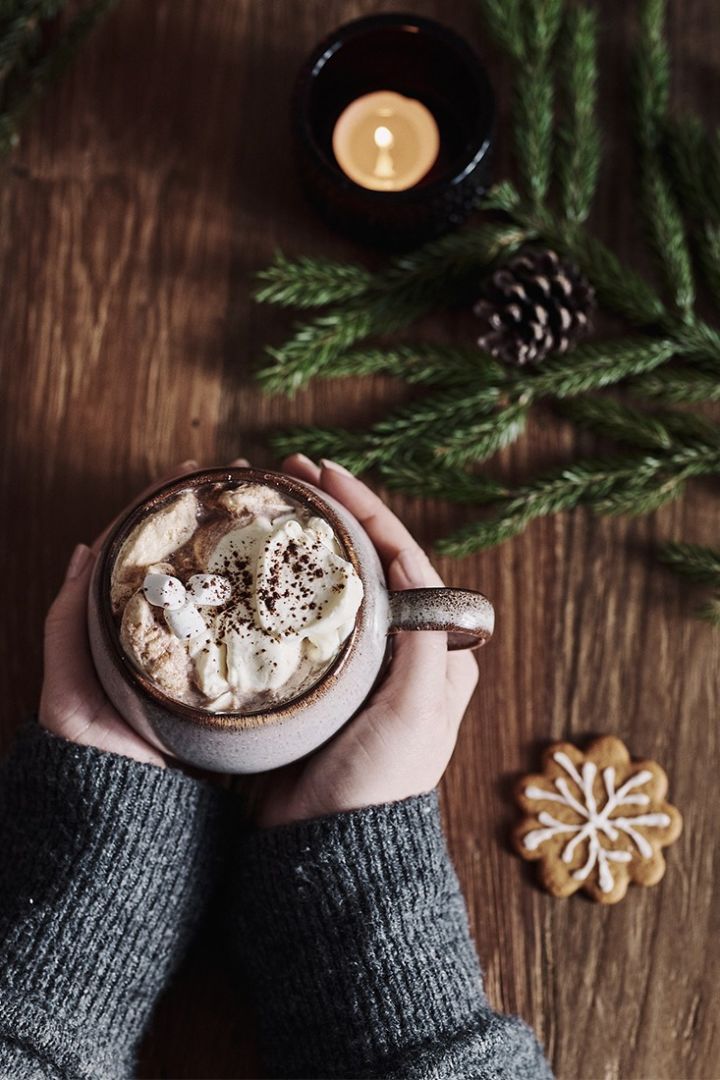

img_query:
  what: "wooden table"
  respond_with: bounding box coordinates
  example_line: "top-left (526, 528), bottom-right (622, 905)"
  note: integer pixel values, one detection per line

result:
top-left (1, 1), bottom-right (718, 1077)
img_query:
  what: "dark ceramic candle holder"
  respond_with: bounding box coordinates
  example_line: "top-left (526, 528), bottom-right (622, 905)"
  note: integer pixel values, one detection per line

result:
top-left (293, 12), bottom-right (495, 250)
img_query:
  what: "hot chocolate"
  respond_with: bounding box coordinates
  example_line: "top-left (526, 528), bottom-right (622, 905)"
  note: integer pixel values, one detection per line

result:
top-left (111, 480), bottom-right (364, 713)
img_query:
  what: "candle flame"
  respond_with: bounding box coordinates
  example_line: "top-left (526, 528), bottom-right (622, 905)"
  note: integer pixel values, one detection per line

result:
top-left (373, 125), bottom-right (394, 149)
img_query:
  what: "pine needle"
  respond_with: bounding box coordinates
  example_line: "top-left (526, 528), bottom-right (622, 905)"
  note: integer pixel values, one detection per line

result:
top-left (525, 338), bottom-right (676, 400)
top-left (476, 0), bottom-right (525, 61)
top-left (0, 0), bottom-right (116, 157)
top-left (257, 224), bottom-right (529, 395)
top-left (437, 447), bottom-right (720, 557)
top-left (320, 343), bottom-right (507, 389)
top-left (255, 252), bottom-right (373, 308)
top-left (634, 0), bottom-right (694, 315)
top-left (637, 365), bottom-right (720, 403)
top-left (545, 221), bottom-right (666, 325)
top-left (380, 460), bottom-right (509, 503)
top-left (557, 395), bottom-right (720, 451)
top-left (696, 599), bottom-right (720, 626)
top-left (558, 5), bottom-right (600, 224)
top-left (513, 4), bottom-right (561, 210)
top-left (658, 541), bottom-right (720, 584)
top-left (664, 116), bottom-right (720, 304)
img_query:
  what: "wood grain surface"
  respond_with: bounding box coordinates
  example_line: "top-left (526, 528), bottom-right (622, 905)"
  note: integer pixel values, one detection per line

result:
top-left (1, 1), bottom-right (718, 1078)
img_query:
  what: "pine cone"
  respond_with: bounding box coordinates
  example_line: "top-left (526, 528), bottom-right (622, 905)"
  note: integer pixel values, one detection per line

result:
top-left (474, 249), bottom-right (595, 366)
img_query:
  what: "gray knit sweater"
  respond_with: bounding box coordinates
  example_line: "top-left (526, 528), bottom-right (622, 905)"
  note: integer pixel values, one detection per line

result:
top-left (0, 724), bottom-right (551, 1079)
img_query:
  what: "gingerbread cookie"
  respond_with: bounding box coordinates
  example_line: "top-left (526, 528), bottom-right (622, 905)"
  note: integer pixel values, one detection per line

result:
top-left (513, 736), bottom-right (682, 904)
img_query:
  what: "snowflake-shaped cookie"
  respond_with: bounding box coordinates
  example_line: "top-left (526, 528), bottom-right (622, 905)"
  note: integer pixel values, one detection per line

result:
top-left (513, 736), bottom-right (682, 904)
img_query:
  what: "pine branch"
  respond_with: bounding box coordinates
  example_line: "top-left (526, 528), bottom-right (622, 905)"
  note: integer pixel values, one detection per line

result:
top-left (660, 541), bottom-right (720, 624)
top-left (640, 168), bottom-right (695, 316)
top-left (634, 0), bottom-right (694, 315)
top-left (255, 252), bottom-right (373, 308)
top-left (481, 181), bottom-right (521, 215)
top-left (377, 222), bottom-right (529, 303)
top-left (436, 458), bottom-right (635, 556)
top-left (558, 5), bottom-right (600, 224)
top-left (380, 459), bottom-right (509, 503)
top-left (696, 599), bottom-right (720, 626)
top-left (658, 541), bottom-right (720, 584)
top-left (637, 365), bottom-right (720, 403)
top-left (0, 0), bottom-right (115, 156)
top-left (512, 0), bottom-right (563, 210)
top-left (258, 296), bottom-right (421, 395)
top-left (664, 116), bottom-right (720, 304)
top-left (524, 337), bottom-right (676, 400)
top-left (634, 0), bottom-right (669, 150)
top-left (556, 395), bottom-right (720, 451)
top-left (257, 223), bottom-right (528, 395)
top-left (437, 446), bottom-right (720, 557)
top-left (432, 402), bottom-right (529, 468)
top-left (269, 428), bottom-right (383, 473)
top-left (371, 385), bottom-right (501, 448)
top-left (536, 217), bottom-right (667, 325)
top-left (319, 343), bottom-right (507, 389)
top-left (476, 0), bottom-right (525, 61)
top-left (0, 2), bottom-right (52, 85)
top-left (670, 320), bottom-right (720, 366)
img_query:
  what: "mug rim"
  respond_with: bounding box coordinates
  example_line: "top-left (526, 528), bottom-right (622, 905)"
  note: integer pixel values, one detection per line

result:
top-left (95, 467), bottom-right (367, 731)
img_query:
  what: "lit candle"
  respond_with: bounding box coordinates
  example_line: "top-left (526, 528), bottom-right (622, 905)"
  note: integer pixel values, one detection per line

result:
top-left (332, 91), bottom-right (440, 193)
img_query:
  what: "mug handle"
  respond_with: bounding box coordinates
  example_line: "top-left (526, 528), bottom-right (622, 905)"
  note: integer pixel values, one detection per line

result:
top-left (388, 588), bottom-right (495, 651)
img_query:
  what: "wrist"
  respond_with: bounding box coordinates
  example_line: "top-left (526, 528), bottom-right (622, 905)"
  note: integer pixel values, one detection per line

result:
top-left (0, 723), bottom-right (224, 1077)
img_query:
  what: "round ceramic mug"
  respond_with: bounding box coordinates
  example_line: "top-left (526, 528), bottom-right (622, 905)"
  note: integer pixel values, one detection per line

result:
top-left (88, 467), bottom-right (494, 773)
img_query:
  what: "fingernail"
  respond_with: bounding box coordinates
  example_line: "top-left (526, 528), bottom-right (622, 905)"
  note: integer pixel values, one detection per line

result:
top-left (66, 544), bottom-right (92, 581)
top-left (229, 457), bottom-right (250, 467)
top-left (320, 458), bottom-right (354, 478)
top-left (293, 453), bottom-right (318, 469)
top-left (178, 459), bottom-right (198, 471)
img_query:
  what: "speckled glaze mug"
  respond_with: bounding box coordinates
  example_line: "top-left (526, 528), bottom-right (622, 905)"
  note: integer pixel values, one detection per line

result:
top-left (87, 467), bottom-right (494, 773)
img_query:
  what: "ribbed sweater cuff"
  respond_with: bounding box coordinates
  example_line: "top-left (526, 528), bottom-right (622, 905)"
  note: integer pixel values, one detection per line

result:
top-left (233, 792), bottom-right (487, 1078)
top-left (0, 723), bottom-right (225, 1079)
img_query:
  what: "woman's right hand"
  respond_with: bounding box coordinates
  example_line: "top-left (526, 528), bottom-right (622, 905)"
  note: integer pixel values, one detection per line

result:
top-left (251, 456), bottom-right (480, 828)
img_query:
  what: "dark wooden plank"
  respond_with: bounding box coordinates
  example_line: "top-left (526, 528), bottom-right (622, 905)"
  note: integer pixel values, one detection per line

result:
top-left (1, 1), bottom-right (718, 1077)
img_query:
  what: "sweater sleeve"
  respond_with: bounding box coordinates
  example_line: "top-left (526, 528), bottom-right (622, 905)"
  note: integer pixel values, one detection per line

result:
top-left (231, 791), bottom-right (552, 1080)
top-left (0, 723), bottom-right (225, 1080)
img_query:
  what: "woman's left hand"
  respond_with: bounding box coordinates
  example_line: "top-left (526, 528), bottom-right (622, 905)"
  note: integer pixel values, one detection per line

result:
top-left (39, 458), bottom-right (246, 766)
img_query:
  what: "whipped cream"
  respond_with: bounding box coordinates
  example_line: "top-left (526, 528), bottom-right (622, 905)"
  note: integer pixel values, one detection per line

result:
top-left (117, 486), bottom-right (363, 712)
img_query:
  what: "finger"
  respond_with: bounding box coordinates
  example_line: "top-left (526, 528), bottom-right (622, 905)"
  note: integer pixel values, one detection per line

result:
top-left (41, 545), bottom-right (105, 726)
top-left (228, 457), bottom-right (250, 467)
top-left (373, 547), bottom-right (447, 710)
top-left (91, 459), bottom-right (200, 553)
top-left (282, 453), bottom-right (322, 485)
top-left (318, 459), bottom-right (432, 570)
top-left (445, 650), bottom-right (480, 725)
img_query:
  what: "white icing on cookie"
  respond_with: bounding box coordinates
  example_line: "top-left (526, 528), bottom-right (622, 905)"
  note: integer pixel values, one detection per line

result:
top-left (522, 753), bottom-right (671, 893)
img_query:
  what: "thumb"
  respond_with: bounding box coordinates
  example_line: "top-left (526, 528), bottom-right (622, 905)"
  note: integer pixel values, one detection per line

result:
top-left (44, 545), bottom-right (101, 710)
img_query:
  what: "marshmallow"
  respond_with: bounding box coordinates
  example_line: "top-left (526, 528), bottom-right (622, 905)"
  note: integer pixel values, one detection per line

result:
top-left (142, 572), bottom-right (187, 611)
top-left (164, 601), bottom-right (208, 642)
top-left (187, 573), bottom-right (232, 607)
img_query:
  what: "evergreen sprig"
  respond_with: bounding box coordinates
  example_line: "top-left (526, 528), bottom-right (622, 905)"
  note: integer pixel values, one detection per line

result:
top-left (637, 366), bottom-right (720, 403)
top-left (0, 0), bottom-right (114, 157)
top-left (258, 223), bottom-right (529, 394)
top-left (255, 0), bottom-right (720, 604)
top-left (634, 0), bottom-right (695, 316)
top-left (437, 444), bottom-right (720, 557)
top-left (664, 116), bottom-right (720, 305)
top-left (659, 541), bottom-right (720, 624)
top-left (557, 5), bottom-right (600, 224)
